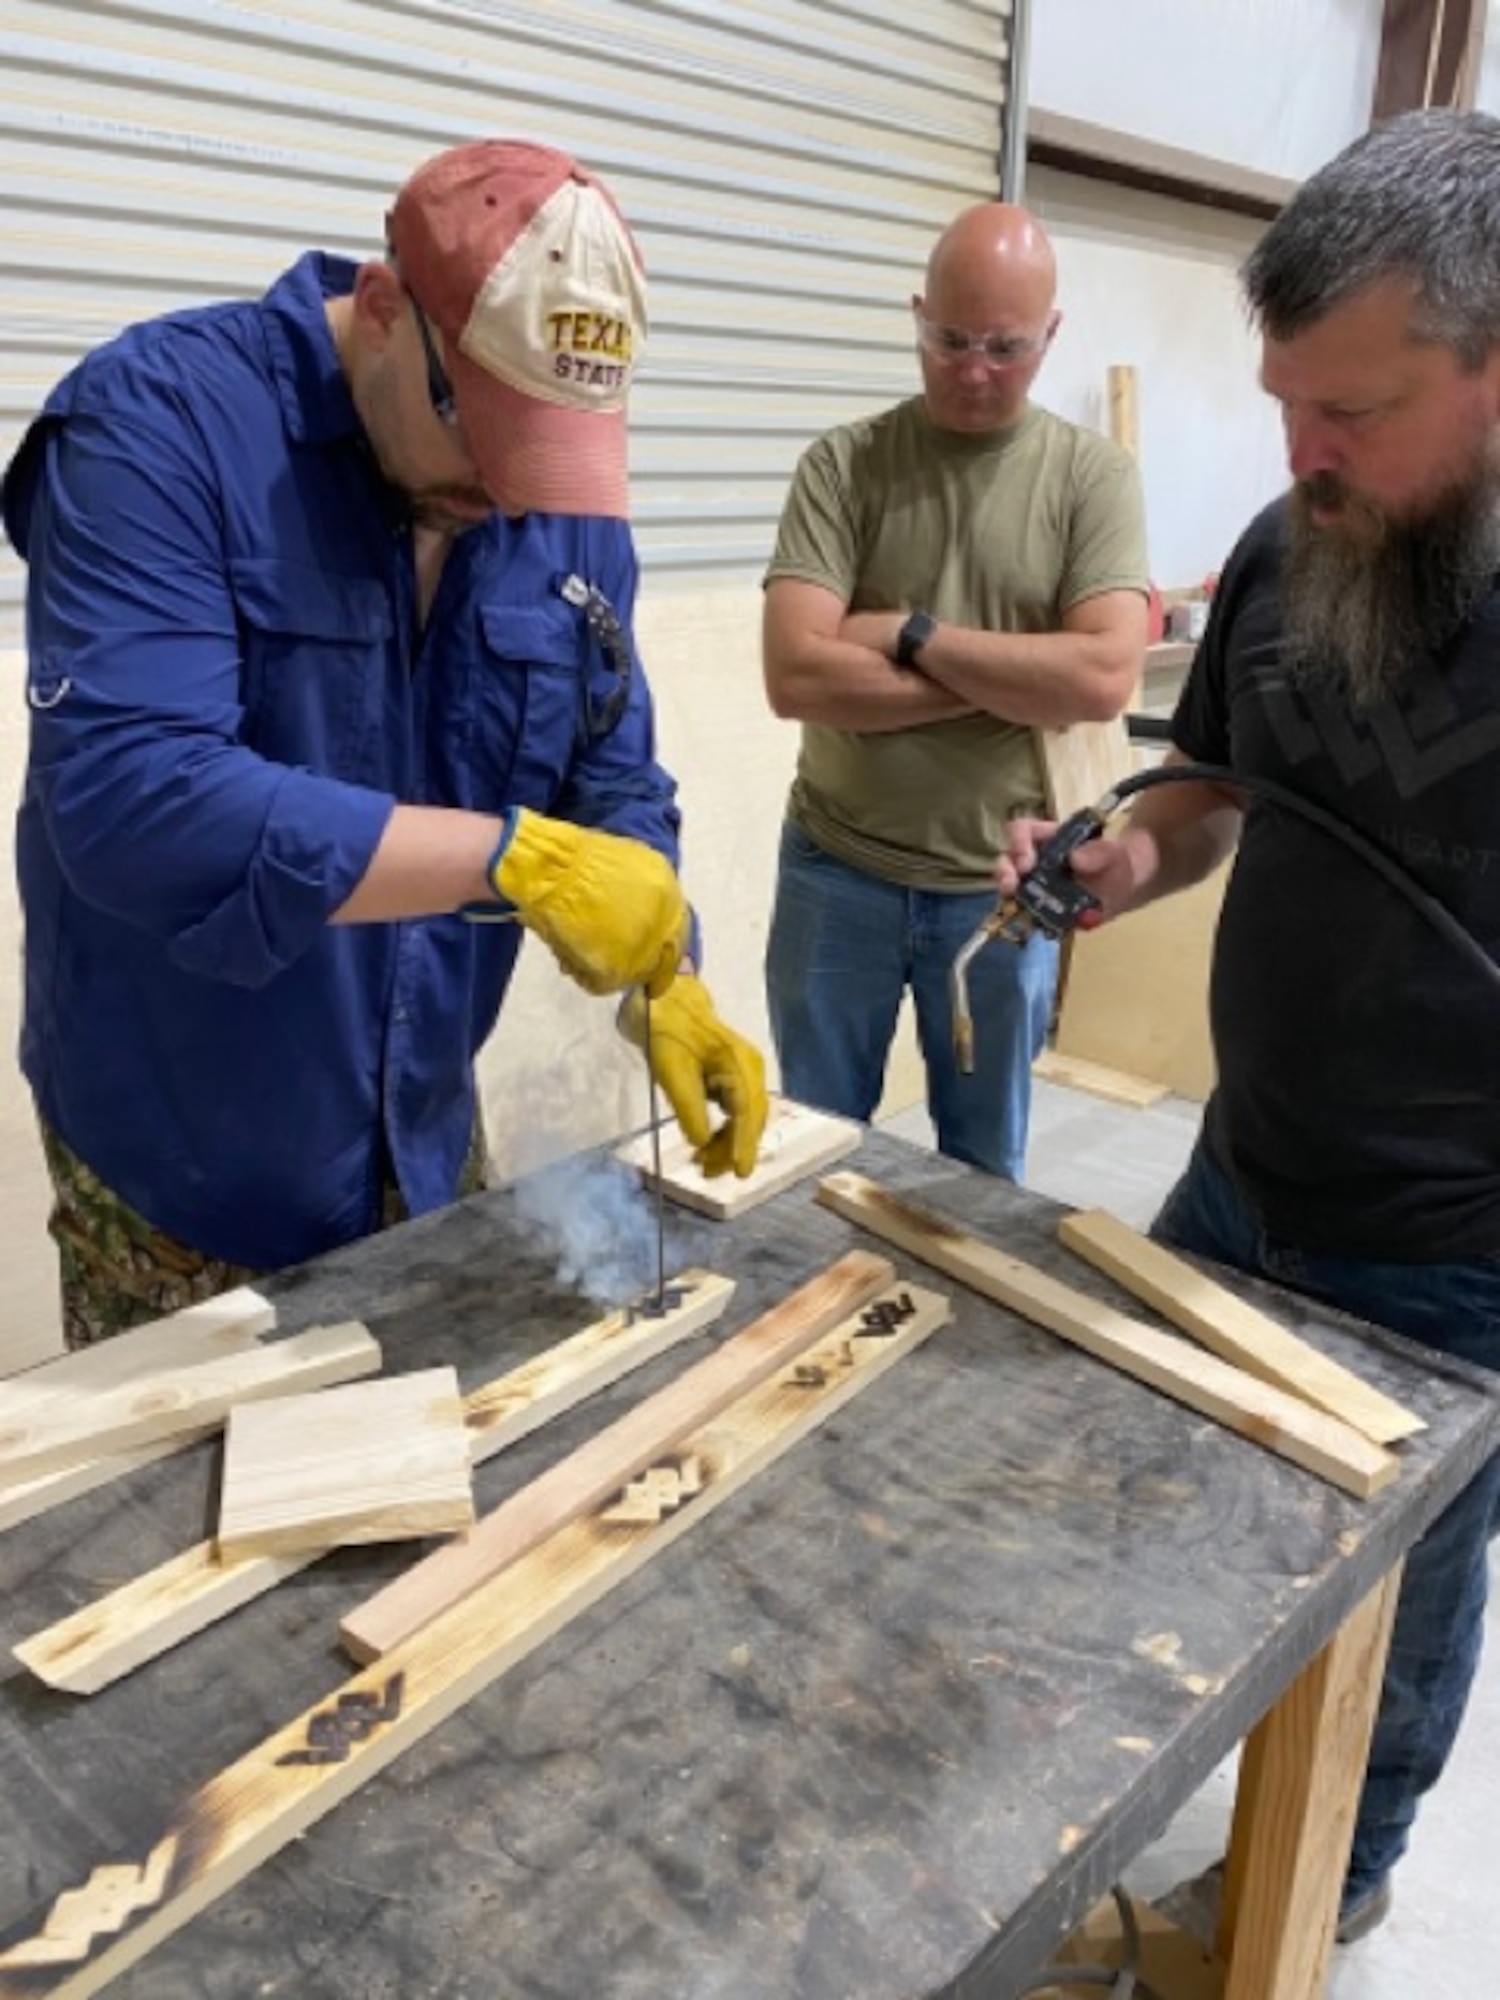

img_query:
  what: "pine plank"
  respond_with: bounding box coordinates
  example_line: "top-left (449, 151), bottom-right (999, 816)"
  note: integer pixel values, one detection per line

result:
top-left (0, 1279), bottom-right (948, 1998)
top-left (1058, 1208), bottom-right (1424, 1447)
top-left (339, 1249), bottom-right (895, 1662)
top-left (461, 1268), bottom-right (735, 1456)
top-left (815, 1173), bottom-right (1398, 1500)
top-left (13, 1275), bottom-right (735, 1694)
top-left (0, 1273), bottom-right (732, 1544)
top-left (0, 1286), bottom-right (275, 1459)
top-left (13, 1541), bottom-right (310, 1697)
top-left (1032, 1048), bottom-right (1169, 1109)
top-left (0, 1291), bottom-right (276, 1528)
top-left (0, 1431), bottom-right (220, 1537)
top-left (614, 1094), bottom-right (862, 1219)
top-left (216, 1369), bottom-right (475, 1561)
top-left (0, 1323), bottom-right (382, 1485)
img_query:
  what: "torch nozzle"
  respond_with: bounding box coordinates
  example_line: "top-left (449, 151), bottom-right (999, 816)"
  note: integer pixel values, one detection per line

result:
top-left (949, 911), bottom-right (1018, 1075)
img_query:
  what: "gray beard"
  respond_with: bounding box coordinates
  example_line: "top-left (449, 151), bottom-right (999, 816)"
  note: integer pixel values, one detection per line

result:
top-left (1281, 465), bottom-right (1500, 708)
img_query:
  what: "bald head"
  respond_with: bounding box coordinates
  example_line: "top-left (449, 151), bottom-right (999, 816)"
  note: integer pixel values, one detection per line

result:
top-left (915, 203), bottom-right (1060, 434)
top-left (925, 204), bottom-right (1057, 322)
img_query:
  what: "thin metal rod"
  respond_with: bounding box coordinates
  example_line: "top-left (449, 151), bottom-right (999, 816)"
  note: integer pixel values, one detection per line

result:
top-left (1000, 0), bottom-right (1034, 203)
top-left (644, 989), bottom-right (667, 1308)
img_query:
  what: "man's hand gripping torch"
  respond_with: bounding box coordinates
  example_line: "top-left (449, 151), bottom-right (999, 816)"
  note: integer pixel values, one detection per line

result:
top-left (950, 798), bottom-right (1117, 1074)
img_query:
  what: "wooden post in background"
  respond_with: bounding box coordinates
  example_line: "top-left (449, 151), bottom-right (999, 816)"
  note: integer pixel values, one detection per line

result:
top-left (1107, 363), bottom-right (1139, 460)
top-left (1107, 359), bottom-right (1147, 697)
top-left (1043, 350), bottom-right (1227, 1106)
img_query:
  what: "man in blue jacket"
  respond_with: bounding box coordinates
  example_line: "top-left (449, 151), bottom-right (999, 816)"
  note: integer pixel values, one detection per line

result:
top-left (4, 139), bottom-right (766, 1345)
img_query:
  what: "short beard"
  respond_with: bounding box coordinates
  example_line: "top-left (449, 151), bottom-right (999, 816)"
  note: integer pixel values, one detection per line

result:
top-left (1281, 452), bottom-right (1500, 708)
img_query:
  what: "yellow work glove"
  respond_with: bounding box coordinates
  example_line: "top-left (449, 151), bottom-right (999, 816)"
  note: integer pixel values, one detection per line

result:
top-left (489, 809), bottom-right (689, 999)
top-left (621, 975), bottom-right (770, 1178)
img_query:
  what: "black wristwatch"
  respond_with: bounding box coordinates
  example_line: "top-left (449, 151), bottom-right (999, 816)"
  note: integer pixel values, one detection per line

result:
top-left (895, 609), bottom-right (937, 668)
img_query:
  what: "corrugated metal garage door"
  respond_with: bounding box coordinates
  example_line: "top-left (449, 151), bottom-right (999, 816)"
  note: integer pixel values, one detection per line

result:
top-left (0, 0), bottom-right (1010, 605)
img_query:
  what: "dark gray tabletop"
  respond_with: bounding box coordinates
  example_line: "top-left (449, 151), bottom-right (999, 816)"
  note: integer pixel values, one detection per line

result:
top-left (1, 1130), bottom-right (1496, 1999)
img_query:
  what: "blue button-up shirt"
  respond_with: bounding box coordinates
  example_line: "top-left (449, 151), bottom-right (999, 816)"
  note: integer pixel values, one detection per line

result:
top-left (3, 253), bottom-right (682, 1270)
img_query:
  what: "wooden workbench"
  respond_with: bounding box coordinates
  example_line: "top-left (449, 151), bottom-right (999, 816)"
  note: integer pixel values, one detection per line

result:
top-left (0, 1131), bottom-right (1495, 1998)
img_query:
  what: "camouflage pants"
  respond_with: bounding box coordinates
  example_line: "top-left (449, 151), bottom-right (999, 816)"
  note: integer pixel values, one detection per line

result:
top-left (38, 1118), bottom-right (488, 1350)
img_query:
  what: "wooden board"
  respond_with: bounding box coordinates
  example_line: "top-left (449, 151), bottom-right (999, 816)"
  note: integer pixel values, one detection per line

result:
top-left (1058, 1209), bottom-right (1425, 1448)
top-left (461, 1268), bottom-right (734, 1455)
top-left (0, 1288), bottom-right (285, 1518)
top-left (815, 1173), bottom-right (1398, 1500)
top-left (0, 1430), bottom-right (221, 1537)
top-left (13, 1272), bottom-right (735, 1695)
top-left (614, 1094), bottom-right (862, 1219)
top-left (0, 1322), bottom-right (381, 1486)
top-left (1032, 1048), bottom-right (1169, 1109)
top-left (0, 1279), bottom-right (949, 1998)
top-left (1107, 362), bottom-right (1139, 459)
top-left (1, 1273), bottom-right (732, 1545)
top-left (339, 1249), bottom-right (896, 1662)
top-left (0, 1285), bottom-right (274, 1408)
top-left (216, 1369), bottom-right (475, 1561)
top-left (1051, 861), bottom-right (1230, 1102)
top-left (13, 1539), bottom-right (311, 1697)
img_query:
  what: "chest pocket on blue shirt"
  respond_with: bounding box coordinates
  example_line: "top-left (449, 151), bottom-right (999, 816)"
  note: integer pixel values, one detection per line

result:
top-left (457, 603), bottom-right (585, 812)
top-left (230, 558), bottom-right (394, 783)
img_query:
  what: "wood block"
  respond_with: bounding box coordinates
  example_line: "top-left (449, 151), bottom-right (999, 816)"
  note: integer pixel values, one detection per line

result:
top-left (340, 1248), bottom-right (895, 1662)
top-left (0, 1322), bottom-right (382, 1485)
top-left (1032, 1048), bottom-right (1169, 1108)
top-left (614, 1094), bottom-right (862, 1219)
top-left (12, 1275), bottom-right (735, 1694)
top-left (216, 1369), bottom-right (474, 1561)
top-left (0, 1279), bottom-right (948, 1998)
top-left (1058, 1209), bottom-right (1424, 1447)
top-left (816, 1172), bottom-right (1398, 1500)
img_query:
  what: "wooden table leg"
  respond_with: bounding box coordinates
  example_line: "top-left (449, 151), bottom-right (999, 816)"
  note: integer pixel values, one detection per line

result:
top-left (1217, 1564), bottom-right (1403, 1999)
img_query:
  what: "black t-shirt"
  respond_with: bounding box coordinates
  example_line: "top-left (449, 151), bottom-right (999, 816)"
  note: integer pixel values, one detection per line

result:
top-left (1172, 498), bottom-right (1500, 1260)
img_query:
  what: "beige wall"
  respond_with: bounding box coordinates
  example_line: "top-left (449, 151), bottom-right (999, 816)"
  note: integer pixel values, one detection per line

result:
top-left (0, 597), bottom-right (927, 1375)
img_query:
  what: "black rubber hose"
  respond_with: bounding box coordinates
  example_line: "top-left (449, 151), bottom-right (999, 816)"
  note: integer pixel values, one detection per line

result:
top-left (1098, 759), bottom-right (1500, 992)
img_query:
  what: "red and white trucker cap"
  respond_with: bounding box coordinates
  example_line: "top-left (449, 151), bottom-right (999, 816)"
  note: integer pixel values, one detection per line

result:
top-left (387, 141), bottom-right (647, 519)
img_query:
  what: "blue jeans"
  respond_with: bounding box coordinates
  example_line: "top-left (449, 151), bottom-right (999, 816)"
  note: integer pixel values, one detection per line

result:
top-left (1153, 1139), bottom-right (1500, 1909)
top-left (765, 823), bottom-right (1058, 1181)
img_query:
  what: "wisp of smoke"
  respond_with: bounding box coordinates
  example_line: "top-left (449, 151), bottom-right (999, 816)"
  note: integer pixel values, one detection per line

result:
top-left (512, 1153), bottom-right (682, 1306)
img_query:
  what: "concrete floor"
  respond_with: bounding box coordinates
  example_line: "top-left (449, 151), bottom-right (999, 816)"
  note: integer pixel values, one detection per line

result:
top-left (882, 1078), bottom-right (1499, 1995)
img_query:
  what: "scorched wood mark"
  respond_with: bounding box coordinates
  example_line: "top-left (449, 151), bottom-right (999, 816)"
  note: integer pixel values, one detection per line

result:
top-left (859, 1293), bottom-right (918, 1334)
top-left (627, 1284), bottom-right (690, 1323)
top-left (790, 1293), bottom-right (918, 1386)
top-left (276, 1674), bottom-right (406, 1767)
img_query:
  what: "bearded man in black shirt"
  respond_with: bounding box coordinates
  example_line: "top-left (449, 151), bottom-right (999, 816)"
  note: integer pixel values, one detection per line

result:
top-left (1004, 106), bottom-right (1500, 1947)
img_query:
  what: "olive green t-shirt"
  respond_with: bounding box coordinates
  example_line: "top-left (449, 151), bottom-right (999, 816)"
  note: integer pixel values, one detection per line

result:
top-left (765, 397), bottom-right (1148, 889)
